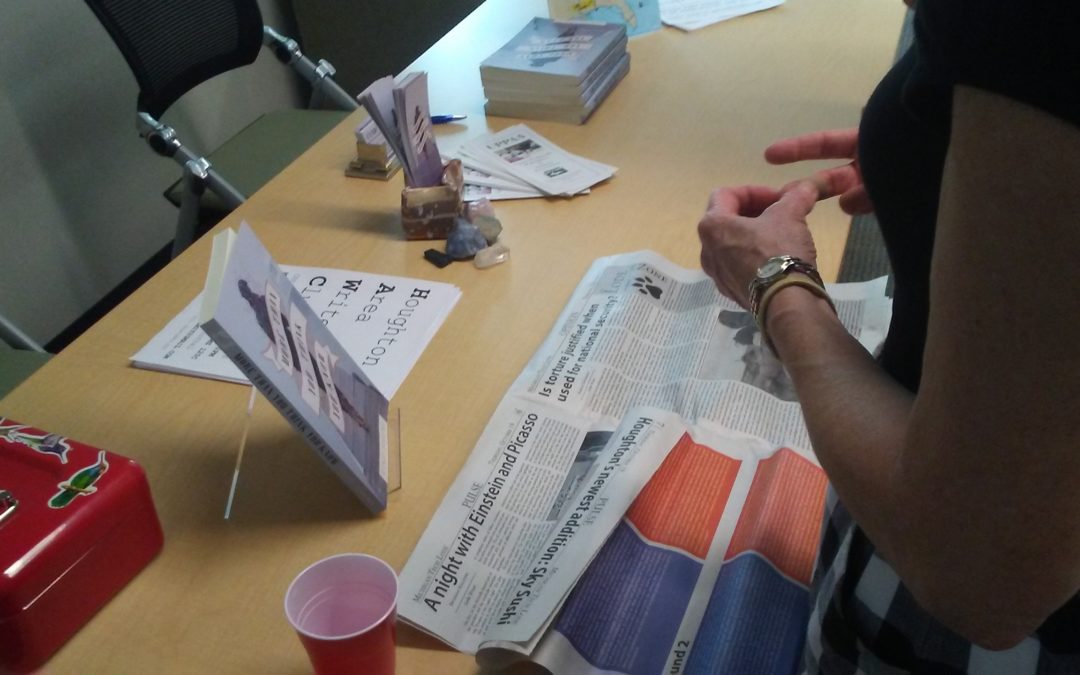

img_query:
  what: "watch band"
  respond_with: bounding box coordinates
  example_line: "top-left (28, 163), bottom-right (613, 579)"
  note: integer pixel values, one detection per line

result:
top-left (748, 255), bottom-right (825, 319)
top-left (747, 256), bottom-right (836, 356)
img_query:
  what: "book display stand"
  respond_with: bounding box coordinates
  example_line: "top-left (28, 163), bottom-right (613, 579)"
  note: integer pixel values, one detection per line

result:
top-left (387, 405), bottom-right (403, 494)
top-left (400, 159), bottom-right (466, 240)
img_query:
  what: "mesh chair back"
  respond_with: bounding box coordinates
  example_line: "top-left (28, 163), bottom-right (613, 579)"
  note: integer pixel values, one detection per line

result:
top-left (83, 0), bottom-right (264, 118)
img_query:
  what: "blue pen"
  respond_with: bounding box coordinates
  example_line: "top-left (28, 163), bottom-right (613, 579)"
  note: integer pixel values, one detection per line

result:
top-left (431, 114), bottom-right (467, 124)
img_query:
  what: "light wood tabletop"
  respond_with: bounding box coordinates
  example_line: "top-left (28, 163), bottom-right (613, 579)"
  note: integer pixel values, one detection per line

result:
top-left (1, 0), bottom-right (905, 672)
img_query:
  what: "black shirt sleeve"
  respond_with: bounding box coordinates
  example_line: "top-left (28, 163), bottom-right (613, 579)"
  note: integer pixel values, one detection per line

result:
top-left (912, 0), bottom-right (1080, 128)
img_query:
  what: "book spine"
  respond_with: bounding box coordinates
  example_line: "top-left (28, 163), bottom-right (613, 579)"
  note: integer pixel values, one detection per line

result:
top-left (202, 319), bottom-right (384, 513)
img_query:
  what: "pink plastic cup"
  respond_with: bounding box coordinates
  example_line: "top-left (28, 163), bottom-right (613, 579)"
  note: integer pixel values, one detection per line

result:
top-left (284, 554), bottom-right (398, 675)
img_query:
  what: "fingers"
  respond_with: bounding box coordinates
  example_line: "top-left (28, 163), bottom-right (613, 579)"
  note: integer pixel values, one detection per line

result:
top-left (767, 181), bottom-right (818, 218)
top-left (838, 186), bottom-right (875, 215)
top-left (781, 164), bottom-right (863, 201)
top-left (765, 128), bottom-right (859, 164)
top-left (707, 185), bottom-right (784, 217)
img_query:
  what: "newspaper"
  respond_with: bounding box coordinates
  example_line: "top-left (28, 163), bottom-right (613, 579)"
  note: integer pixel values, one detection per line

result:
top-left (457, 157), bottom-right (596, 201)
top-left (522, 420), bottom-right (824, 674)
top-left (463, 183), bottom-right (544, 202)
top-left (458, 161), bottom-right (548, 200)
top-left (398, 251), bottom-right (891, 669)
top-left (448, 126), bottom-right (616, 201)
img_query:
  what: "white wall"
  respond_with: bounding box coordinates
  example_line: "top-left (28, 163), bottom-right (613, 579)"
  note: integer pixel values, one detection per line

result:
top-left (0, 0), bottom-right (304, 347)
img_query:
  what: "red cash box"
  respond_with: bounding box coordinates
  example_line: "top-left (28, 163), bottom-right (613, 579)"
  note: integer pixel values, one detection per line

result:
top-left (0, 417), bottom-right (164, 673)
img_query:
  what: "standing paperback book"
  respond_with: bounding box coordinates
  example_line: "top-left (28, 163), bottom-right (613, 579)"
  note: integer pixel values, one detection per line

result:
top-left (393, 72), bottom-right (444, 188)
top-left (199, 223), bottom-right (389, 512)
top-left (357, 73), bottom-right (444, 187)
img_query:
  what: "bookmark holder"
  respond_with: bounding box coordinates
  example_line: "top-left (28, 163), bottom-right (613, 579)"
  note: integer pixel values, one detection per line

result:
top-left (400, 159), bottom-right (465, 240)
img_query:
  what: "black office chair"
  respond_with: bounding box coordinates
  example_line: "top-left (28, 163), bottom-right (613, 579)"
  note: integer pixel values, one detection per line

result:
top-left (83, 0), bottom-right (359, 256)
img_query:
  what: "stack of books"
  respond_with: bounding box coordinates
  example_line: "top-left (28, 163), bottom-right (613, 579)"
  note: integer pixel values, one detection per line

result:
top-left (480, 17), bottom-right (629, 125)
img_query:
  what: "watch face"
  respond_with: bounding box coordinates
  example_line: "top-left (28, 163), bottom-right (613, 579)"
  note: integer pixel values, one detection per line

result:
top-left (757, 259), bottom-right (783, 278)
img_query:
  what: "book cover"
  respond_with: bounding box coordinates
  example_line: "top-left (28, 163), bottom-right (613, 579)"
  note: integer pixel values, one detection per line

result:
top-left (357, 76), bottom-right (413, 184)
top-left (480, 17), bottom-right (627, 86)
top-left (393, 71), bottom-right (444, 187)
top-left (198, 223), bottom-right (389, 513)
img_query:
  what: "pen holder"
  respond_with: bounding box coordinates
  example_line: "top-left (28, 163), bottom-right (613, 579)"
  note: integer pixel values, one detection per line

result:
top-left (400, 160), bottom-right (464, 240)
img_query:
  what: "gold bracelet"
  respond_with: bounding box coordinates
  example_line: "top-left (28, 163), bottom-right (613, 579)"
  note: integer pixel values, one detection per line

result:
top-left (754, 274), bottom-right (837, 356)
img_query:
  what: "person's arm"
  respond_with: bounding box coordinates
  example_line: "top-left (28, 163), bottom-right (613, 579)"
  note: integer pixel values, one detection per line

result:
top-left (764, 86), bottom-right (1080, 648)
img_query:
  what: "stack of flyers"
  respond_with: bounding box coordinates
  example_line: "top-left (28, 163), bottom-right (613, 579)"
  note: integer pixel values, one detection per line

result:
top-left (449, 124), bottom-right (617, 200)
top-left (660, 0), bottom-right (784, 31)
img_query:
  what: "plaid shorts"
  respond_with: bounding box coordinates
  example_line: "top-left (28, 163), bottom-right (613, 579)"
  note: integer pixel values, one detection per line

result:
top-left (802, 487), bottom-right (1080, 674)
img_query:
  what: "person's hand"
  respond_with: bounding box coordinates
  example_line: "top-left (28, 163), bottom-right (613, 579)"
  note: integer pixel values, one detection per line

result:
top-left (765, 128), bottom-right (874, 215)
top-left (698, 182), bottom-right (819, 308)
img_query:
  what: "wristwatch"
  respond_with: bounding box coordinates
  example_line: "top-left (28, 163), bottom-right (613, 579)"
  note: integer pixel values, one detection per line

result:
top-left (749, 255), bottom-right (824, 315)
top-left (747, 256), bottom-right (834, 352)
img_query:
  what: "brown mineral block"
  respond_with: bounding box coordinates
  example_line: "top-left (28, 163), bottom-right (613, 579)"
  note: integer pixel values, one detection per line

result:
top-left (399, 160), bottom-right (465, 240)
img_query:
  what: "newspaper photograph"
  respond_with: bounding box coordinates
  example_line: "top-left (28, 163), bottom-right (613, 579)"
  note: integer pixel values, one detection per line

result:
top-left (398, 250), bottom-right (892, 672)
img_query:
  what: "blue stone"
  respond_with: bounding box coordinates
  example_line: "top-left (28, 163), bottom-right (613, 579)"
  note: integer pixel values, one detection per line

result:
top-left (445, 218), bottom-right (489, 259)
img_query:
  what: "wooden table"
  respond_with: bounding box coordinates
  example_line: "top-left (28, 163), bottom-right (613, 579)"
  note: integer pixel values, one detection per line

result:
top-left (1, 1), bottom-right (905, 672)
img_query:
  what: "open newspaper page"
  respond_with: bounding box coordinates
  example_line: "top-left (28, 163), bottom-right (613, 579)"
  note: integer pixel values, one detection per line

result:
top-left (510, 251), bottom-right (889, 450)
top-left (528, 423), bottom-right (826, 675)
top-left (398, 250), bottom-right (891, 665)
top-left (474, 408), bottom-right (689, 665)
top-left (400, 403), bottom-right (682, 653)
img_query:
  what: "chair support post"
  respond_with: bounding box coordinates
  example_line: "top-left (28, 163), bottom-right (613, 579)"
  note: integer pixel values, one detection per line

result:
top-left (137, 113), bottom-right (246, 255)
top-left (263, 26), bottom-right (359, 111)
top-left (173, 159), bottom-right (209, 257)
